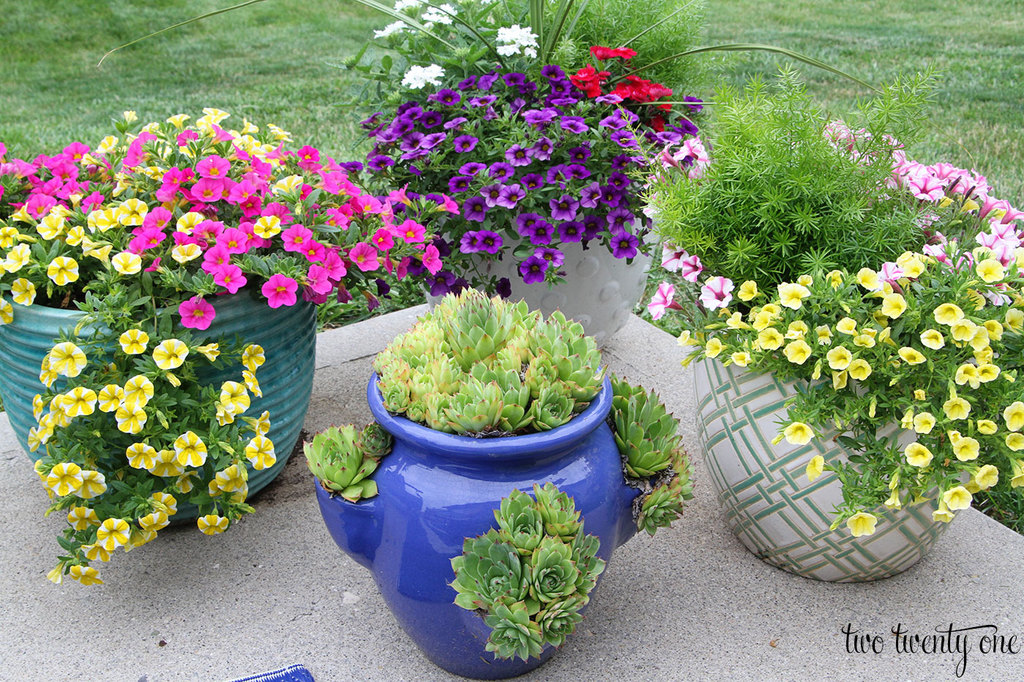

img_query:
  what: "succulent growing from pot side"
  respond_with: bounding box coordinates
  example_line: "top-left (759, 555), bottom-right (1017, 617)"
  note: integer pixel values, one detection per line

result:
top-left (304, 423), bottom-right (393, 502)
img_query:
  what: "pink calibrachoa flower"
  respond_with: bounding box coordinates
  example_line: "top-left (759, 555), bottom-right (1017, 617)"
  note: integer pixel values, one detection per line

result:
top-left (190, 177), bottom-right (227, 203)
top-left (324, 207), bottom-right (351, 230)
top-left (387, 186), bottom-right (412, 206)
top-left (372, 228), bottom-right (395, 252)
top-left (212, 263), bottom-right (247, 294)
top-left (439, 194), bottom-right (460, 214)
top-left (295, 145), bottom-right (321, 171)
top-left (699, 276), bottom-right (734, 310)
top-left (301, 240), bottom-right (328, 263)
top-left (395, 219), bottom-right (426, 244)
top-left (281, 224), bottom-right (313, 253)
top-left (217, 227), bottom-right (249, 255)
top-left (201, 244), bottom-right (233, 274)
top-left (195, 155), bottom-right (230, 179)
top-left (352, 194), bottom-right (383, 214)
top-left (178, 296), bottom-right (216, 330)
top-left (305, 264), bottom-right (333, 295)
top-left (262, 273), bottom-right (299, 308)
top-left (422, 244), bottom-right (442, 275)
top-left (348, 242), bottom-right (380, 272)
top-left (143, 207), bottom-right (174, 232)
top-left (322, 249), bottom-right (347, 281)
top-left (128, 227), bottom-right (168, 254)
top-left (648, 281), bottom-right (679, 320)
top-left (144, 257), bottom-right (162, 273)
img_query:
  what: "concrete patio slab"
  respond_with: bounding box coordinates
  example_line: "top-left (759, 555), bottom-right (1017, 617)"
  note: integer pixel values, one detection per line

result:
top-left (2, 306), bottom-right (1023, 681)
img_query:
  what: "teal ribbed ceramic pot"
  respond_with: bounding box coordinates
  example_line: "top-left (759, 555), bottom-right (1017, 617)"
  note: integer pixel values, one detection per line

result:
top-left (0, 292), bottom-right (316, 498)
top-left (695, 358), bottom-right (949, 582)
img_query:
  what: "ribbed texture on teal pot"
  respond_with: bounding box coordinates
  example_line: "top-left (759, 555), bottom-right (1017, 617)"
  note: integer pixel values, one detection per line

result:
top-left (0, 293), bottom-right (316, 500)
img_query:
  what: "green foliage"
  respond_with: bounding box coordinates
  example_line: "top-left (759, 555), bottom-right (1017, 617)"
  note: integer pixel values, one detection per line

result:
top-left (610, 375), bottom-right (693, 535)
top-left (450, 483), bottom-right (605, 661)
top-left (303, 422), bottom-right (393, 502)
top-left (651, 68), bottom-right (936, 289)
top-left (374, 289), bottom-right (606, 435)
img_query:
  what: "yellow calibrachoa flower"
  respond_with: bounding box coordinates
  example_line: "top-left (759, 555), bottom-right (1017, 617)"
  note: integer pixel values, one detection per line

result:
top-left (1007, 433), bottom-right (1024, 452)
top-left (171, 243), bottom-right (202, 263)
top-left (115, 198), bottom-right (149, 226)
top-left (48, 341), bottom-right (87, 377)
top-left (783, 422), bottom-right (814, 445)
top-left (77, 470), bottom-right (107, 499)
top-left (832, 370), bottom-right (848, 390)
top-left (249, 410), bottom-right (271, 436)
top-left (5, 243), bottom-right (31, 272)
top-left (852, 333), bottom-right (876, 349)
top-left (1012, 460), bottom-right (1024, 488)
top-left (69, 565), bottom-right (103, 586)
top-left (757, 328), bottom-right (784, 351)
top-left (835, 317), bottom-right (857, 335)
top-left (846, 512), bottom-right (877, 537)
top-left (814, 325), bottom-right (833, 346)
top-left (984, 320), bottom-right (1004, 341)
top-left (174, 431), bottom-right (208, 467)
top-left (245, 435), bottom-right (276, 470)
top-left (933, 500), bottom-right (956, 523)
top-left (214, 464), bottom-right (246, 492)
top-left (704, 337), bottom-right (725, 359)
top-left (933, 303), bottom-right (964, 326)
top-left (242, 370), bottom-right (262, 398)
top-left (783, 339), bottom-right (812, 365)
top-left (777, 282), bottom-right (810, 310)
top-left (737, 280), bottom-right (758, 301)
top-left (1006, 308), bottom-right (1024, 333)
top-left (724, 311), bottom-right (746, 330)
top-left (36, 213), bottom-right (66, 240)
top-left (176, 471), bottom-right (198, 494)
top-left (111, 250), bottom-right (142, 275)
top-left (82, 543), bottom-right (112, 563)
top-left (977, 419), bottom-right (998, 435)
top-left (61, 386), bottom-right (97, 417)
top-left (219, 381), bottom-right (251, 415)
top-left (46, 256), bottom-right (79, 286)
top-left (150, 491), bottom-right (178, 516)
top-left (272, 174), bottom-right (304, 195)
top-left (196, 343), bottom-right (221, 362)
top-left (912, 412), bottom-right (936, 434)
top-left (67, 506), bottom-right (100, 531)
top-left (943, 396), bottom-right (971, 420)
top-left (97, 384), bottom-right (125, 412)
top-left (881, 293), bottom-right (907, 319)
top-left (115, 403), bottom-right (148, 434)
top-left (126, 443), bottom-right (158, 470)
top-left (976, 258), bottom-right (1006, 283)
top-left (153, 339), bottom-right (189, 370)
top-left (0, 299), bottom-right (13, 325)
top-left (954, 363), bottom-right (981, 389)
top-left (176, 211), bottom-right (204, 233)
top-left (727, 351), bottom-right (750, 368)
top-left (904, 442), bottom-right (933, 467)
top-left (848, 358), bottom-right (872, 381)
top-left (896, 252), bottom-right (925, 278)
top-left (1003, 402), bottom-right (1024, 431)
top-left (253, 215), bottom-right (283, 239)
top-left (943, 486), bottom-right (973, 511)
top-left (197, 514), bottom-right (230, 535)
top-left (952, 436), bottom-right (980, 461)
top-left (806, 455), bottom-right (825, 482)
top-left (977, 364), bottom-right (1000, 383)
top-left (46, 462), bottom-right (83, 493)
top-left (949, 319), bottom-right (978, 343)
top-left (856, 268), bottom-right (881, 291)
top-left (96, 518), bottom-right (131, 551)
top-left (974, 465), bottom-right (999, 490)
top-left (150, 448), bottom-right (186, 478)
top-left (11, 277), bottom-right (37, 306)
top-left (241, 344), bottom-right (265, 372)
top-left (123, 375), bottom-right (155, 407)
top-left (897, 347), bottom-right (926, 365)
top-left (139, 511), bottom-right (170, 532)
top-left (118, 329), bottom-right (150, 355)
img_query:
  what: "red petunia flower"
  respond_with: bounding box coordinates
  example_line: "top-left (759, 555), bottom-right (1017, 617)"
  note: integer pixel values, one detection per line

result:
top-left (590, 45), bottom-right (638, 61)
top-left (570, 65), bottom-right (611, 98)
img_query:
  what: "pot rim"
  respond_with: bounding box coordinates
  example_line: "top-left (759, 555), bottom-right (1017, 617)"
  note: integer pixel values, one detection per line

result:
top-left (366, 372), bottom-right (613, 462)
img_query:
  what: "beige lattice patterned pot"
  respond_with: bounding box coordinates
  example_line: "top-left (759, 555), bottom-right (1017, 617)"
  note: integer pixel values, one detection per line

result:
top-left (695, 358), bottom-right (951, 582)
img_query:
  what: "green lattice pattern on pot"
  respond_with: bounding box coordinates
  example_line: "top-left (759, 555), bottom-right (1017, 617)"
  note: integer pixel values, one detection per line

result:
top-left (694, 358), bottom-right (950, 582)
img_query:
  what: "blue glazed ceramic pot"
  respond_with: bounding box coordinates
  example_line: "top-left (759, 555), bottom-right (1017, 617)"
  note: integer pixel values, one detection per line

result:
top-left (315, 374), bottom-right (640, 680)
top-left (0, 291), bottom-right (315, 501)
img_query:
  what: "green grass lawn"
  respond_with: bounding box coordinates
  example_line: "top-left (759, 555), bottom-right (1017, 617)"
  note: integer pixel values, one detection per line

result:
top-left (3, 0), bottom-right (1024, 529)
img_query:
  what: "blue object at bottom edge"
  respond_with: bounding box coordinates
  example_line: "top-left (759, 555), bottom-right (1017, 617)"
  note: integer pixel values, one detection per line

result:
top-left (228, 663), bottom-right (314, 682)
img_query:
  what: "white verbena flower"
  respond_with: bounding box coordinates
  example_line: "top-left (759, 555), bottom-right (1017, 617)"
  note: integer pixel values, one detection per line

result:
top-left (496, 24), bottom-right (539, 58)
top-left (402, 64), bottom-right (445, 90)
top-left (422, 3), bottom-right (456, 24)
top-left (394, 0), bottom-right (424, 11)
top-left (373, 21), bottom-right (407, 39)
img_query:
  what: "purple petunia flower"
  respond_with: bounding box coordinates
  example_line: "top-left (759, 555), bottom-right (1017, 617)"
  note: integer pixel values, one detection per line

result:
top-left (464, 196), bottom-right (489, 222)
top-left (607, 171), bottom-right (631, 190)
top-left (457, 76), bottom-right (478, 90)
top-left (519, 255), bottom-right (549, 284)
top-left (469, 95), bottom-right (498, 107)
top-left (607, 207), bottom-right (636, 231)
top-left (503, 72), bottom-right (527, 87)
top-left (674, 119), bottom-right (700, 137)
top-left (448, 175), bottom-right (473, 193)
top-left (477, 230), bottom-right (503, 254)
top-left (541, 65), bottom-right (566, 80)
top-left (610, 130), bottom-right (638, 149)
top-left (505, 144), bottom-right (533, 167)
top-left (419, 111), bottom-right (444, 128)
top-left (339, 161), bottom-right (364, 174)
top-left (477, 73), bottom-right (499, 90)
top-left (443, 116), bottom-right (469, 130)
top-left (595, 93), bottom-right (623, 105)
top-left (367, 154), bottom-right (395, 172)
top-left (496, 183), bottom-right (526, 209)
top-left (400, 148), bottom-right (429, 162)
top-left (520, 172), bottom-right (545, 190)
top-left (549, 194), bottom-right (579, 221)
top-left (400, 131), bottom-right (424, 152)
top-left (460, 232), bottom-right (482, 253)
top-left (558, 220), bottom-right (584, 242)
top-left (459, 162), bottom-right (487, 176)
top-left (611, 154), bottom-right (636, 170)
top-left (396, 102), bottom-right (421, 116)
top-left (530, 137), bottom-right (554, 161)
top-left (453, 135), bottom-right (479, 153)
top-left (610, 230), bottom-right (639, 259)
top-left (545, 164), bottom-right (567, 186)
top-left (374, 128), bottom-right (399, 144)
top-left (516, 213), bottom-right (545, 233)
top-left (523, 108), bottom-right (559, 127)
top-left (428, 89), bottom-right (462, 106)
top-left (582, 214), bottom-right (604, 240)
top-left (534, 247), bottom-right (565, 268)
top-left (480, 184), bottom-right (504, 207)
top-left (565, 164), bottom-right (590, 180)
top-left (488, 162), bottom-right (515, 181)
top-left (548, 96), bottom-right (580, 107)
top-left (429, 271), bottom-right (457, 296)
top-left (599, 114), bottom-right (627, 130)
top-left (568, 145), bottom-right (592, 163)
top-left (496, 277), bottom-right (512, 298)
top-left (654, 131), bottom-right (684, 145)
top-left (517, 214), bottom-right (554, 246)
top-left (579, 182), bottom-right (602, 208)
top-left (421, 132), bottom-right (447, 150)
top-left (683, 95), bottom-right (704, 113)
top-left (560, 116), bottom-right (589, 134)
top-left (601, 185), bottom-right (624, 207)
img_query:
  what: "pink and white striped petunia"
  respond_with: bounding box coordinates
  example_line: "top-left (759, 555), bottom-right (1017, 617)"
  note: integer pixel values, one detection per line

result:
top-left (679, 253), bottom-right (704, 283)
top-left (699, 276), bottom-right (734, 310)
top-left (647, 281), bottom-right (679, 320)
